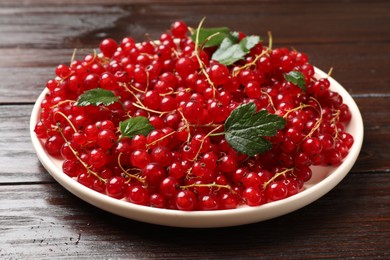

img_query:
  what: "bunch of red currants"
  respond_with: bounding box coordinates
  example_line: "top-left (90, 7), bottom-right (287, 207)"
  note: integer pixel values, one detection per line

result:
top-left (34, 21), bottom-right (354, 211)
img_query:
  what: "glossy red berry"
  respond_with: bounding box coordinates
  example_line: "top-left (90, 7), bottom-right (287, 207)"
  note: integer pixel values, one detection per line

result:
top-left (266, 181), bottom-right (288, 201)
top-left (97, 129), bottom-right (117, 149)
top-left (175, 190), bottom-right (196, 211)
top-left (55, 64), bottom-right (71, 78)
top-left (100, 38), bottom-right (118, 58)
top-left (208, 63), bottom-right (229, 85)
top-left (88, 148), bottom-right (108, 169)
top-left (159, 176), bottom-right (180, 199)
top-left (130, 149), bottom-right (151, 169)
top-left (170, 21), bottom-right (188, 38)
top-left (126, 184), bottom-right (149, 206)
top-left (141, 163), bottom-right (166, 187)
top-left (106, 176), bottom-right (126, 199)
top-left (243, 187), bottom-right (266, 206)
top-left (35, 21), bottom-right (355, 212)
top-left (45, 134), bottom-right (65, 156)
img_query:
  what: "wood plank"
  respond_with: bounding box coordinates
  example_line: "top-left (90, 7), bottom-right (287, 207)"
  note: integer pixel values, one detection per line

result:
top-left (1, 0), bottom-right (388, 5)
top-left (0, 0), bottom-right (248, 6)
top-left (0, 5), bottom-right (127, 49)
top-left (0, 2), bottom-right (389, 49)
top-left (1, 172), bottom-right (389, 258)
top-left (0, 1), bottom-right (388, 259)
top-left (0, 105), bottom-right (53, 183)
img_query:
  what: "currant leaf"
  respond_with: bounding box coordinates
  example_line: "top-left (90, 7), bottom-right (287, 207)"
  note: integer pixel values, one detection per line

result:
top-left (119, 116), bottom-right (154, 139)
top-left (76, 88), bottom-right (119, 106)
top-left (239, 35), bottom-right (261, 52)
top-left (211, 33), bottom-right (261, 65)
top-left (191, 26), bottom-right (230, 48)
top-left (284, 71), bottom-right (306, 92)
top-left (224, 102), bottom-right (286, 156)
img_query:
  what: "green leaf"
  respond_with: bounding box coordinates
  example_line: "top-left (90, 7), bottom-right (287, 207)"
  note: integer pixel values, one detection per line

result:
top-left (239, 35), bottom-right (261, 52)
top-left (225, 131), bottom-right (272, 156)
top-left (76, 88), bottom-right (119, 106)
top-left (211, 33), bottom-right (261, 65)
top-left (224, 102), bottom-right (286, 156)
top-left (211, 32), bottom-right (240, 65)
top-left (119, 116), bottom-right (154, 139)
top-left (191, 27), bottom-right (230, 48)
top-left (284, 71), bottom-right (306, 92)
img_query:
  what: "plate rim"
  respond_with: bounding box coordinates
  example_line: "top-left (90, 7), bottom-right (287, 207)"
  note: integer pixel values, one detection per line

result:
top-left (30, 67), bottom-right (364, 228)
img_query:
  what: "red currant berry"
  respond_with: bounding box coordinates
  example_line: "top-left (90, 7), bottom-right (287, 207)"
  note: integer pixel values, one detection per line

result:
top-left (170, 21), bottom-right (188, 38)
top-left (208, 63), bottom-right (229, 85)
top-left (130, 149), bottom-right (151, 169)
top-left (89, 148), bottom-right (108, 169)
top-left (198, 194), bottom-right (219, 211)
top-left (150, 146), bottom-right (173, 167)
top-left (141, 162), bottom-right (166, 187)
top-left (175, 190), bottom-right (197, 211)
top-left (100, 38), bottom-right (118, 58)
top-left (106, 176), bottom-right (126, 199)
top-left (126, 184), bottom-right (149, 206)
top-left (159, 176), bottom-right (180, 199)
top-left (243, 187), bottom-right (266, 206)
top-left (97, 129), bottom-right (117, 149)
top-left (266, 181), bottom-right (288, 201)
top-left (218, 192), bottom-right (238, 210)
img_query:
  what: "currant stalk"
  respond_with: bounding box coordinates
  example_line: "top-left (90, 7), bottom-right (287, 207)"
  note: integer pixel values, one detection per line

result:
top-left (193, 17), bottom-right (217, 97)
top-left (117, 152), bottom-right (146, 185)
top-left (58, 126), bottom-right (106, 183)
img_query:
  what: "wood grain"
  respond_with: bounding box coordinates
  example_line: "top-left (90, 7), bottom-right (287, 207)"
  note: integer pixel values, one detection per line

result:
top-left (0, 0), bottom-right (389, 258)
top-left (1, 173), bottom-right (389, 259)
top-left (1, 2), bottom-right (389, 48)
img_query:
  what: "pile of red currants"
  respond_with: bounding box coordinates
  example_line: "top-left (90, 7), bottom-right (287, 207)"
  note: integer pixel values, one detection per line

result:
top-left (34, 20), bottom-right (354, 211)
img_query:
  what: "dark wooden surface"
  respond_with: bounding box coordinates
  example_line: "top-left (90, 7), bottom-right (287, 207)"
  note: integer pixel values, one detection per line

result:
top-left (1, 1), bottom-right (389, 259)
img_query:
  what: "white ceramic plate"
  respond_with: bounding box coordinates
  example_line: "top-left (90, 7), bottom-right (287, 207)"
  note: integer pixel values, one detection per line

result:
top-left (30, 67), bottom-right (364, 228)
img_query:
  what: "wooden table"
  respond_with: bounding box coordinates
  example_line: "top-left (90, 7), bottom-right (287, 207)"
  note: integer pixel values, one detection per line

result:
top-left (1, 1), bottom-right (389, 258)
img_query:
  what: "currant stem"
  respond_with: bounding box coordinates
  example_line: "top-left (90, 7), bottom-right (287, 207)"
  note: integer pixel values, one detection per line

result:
top-left (146, 129), bottom-right (177, 148)
top-left (69, 48), bottom-right (77, 67)
top-left (304, 97), bottom-right (323, 139)
top-left (158, 87), bottom-right (191, 97)
top-left (267, 31), bottom-right (273, 50)
top-left (123, 83), bottom-right (169, 116)
top-left (50, 99), bottom-right (77, 109)
top-left (122, 83), bottom-right (145, 104)
top-left (331, 109), bottom-right (341, 142)
top-left (193, 17), bottom-right (217, 97)
top-left (117, 152), bottom-right (146, 185)
top-left (327, 67), bottom-right (334, 77)
top-left (54, 111), bottom-right (78, 133)
top-left (158, 88), bottom-right (176, 96)
top-left (132, 102), bottom-right (169, 116)
top-left (178, 109), bottom-right (192, 143)
top-left (58, 127), bottom-right (106, 183)
top-left (192, 125), bottom-right (223, 161)
top-left (233, 49), bottom-right (269, 77)
top-left (120, 82), bottom-right (146, 94)
top-left (260, 90), bottom-right (276, 112)
top-left (180, 182), bottom-right (233, 192)
top-left (208, 132), bottom-right (225, 137)
top-left (199, 32), bottom-right (221, 49)
top-left (283, 103), bottom-right (313, 119)
top-left (263, 168), bottom-right (293, 189)
top-left (232, 31), bottom-right (273, 77)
